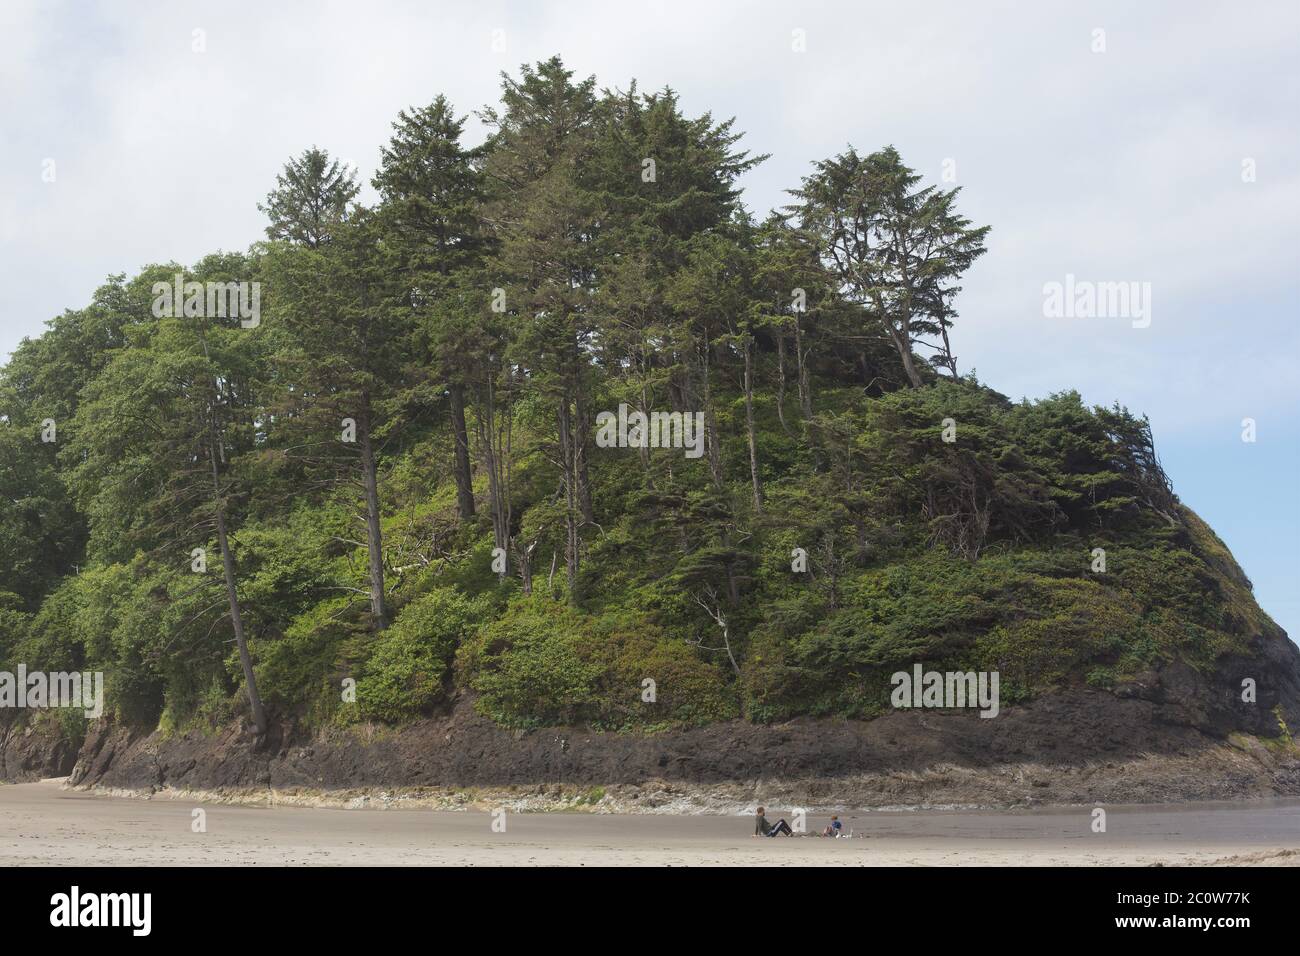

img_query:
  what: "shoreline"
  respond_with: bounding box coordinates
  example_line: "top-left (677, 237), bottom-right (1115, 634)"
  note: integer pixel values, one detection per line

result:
top-left (4, 779), bottom-right (1298, 866)
top-left (56, 777), bottom-right (1300, 817)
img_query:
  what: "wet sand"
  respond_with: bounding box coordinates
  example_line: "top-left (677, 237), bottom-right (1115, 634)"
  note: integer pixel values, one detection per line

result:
top-left (2, 779), bottom-right (1297, 866)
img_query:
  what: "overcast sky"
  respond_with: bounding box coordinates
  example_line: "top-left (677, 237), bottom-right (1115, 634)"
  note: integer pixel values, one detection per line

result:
top-left (2, 0), bottom-right (1297, 638)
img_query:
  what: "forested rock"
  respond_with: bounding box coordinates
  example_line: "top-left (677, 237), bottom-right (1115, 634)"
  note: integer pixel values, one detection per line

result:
top-left (2, 57), bottom-right (1296, 800)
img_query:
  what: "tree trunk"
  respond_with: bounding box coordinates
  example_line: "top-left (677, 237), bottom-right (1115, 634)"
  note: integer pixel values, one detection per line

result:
top-left (794, 314), bottom-right (812, 419)
top-left (357, 399), bottom-right (389, 630)
top-left (637, 379), bottom-right (653, 477)
top-left (573, 381), bottom-right (595, 524)
top-left (889, 323), bottom-right (925, 388)
top-left (449, 383), bottom-right (475, 520)
top-left (699, 345), bottom-right (723, 489)
top-left (668, 365), bottom-right (687, 412)
top-left (478, 370), bottom-right (509, 554)
top-left (208, 437), bottom-right (267, 737)
top-left (557, 396), bottom-right (580, 597)
top-left (743, 333), bottom-right (763, 512)
top-left (775, 331), bottom-right (790, 435)
top-left (937, 309), bottom-right (959, 378)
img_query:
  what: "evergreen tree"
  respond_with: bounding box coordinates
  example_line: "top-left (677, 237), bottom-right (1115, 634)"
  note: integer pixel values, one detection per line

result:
top-left (479, 56), bottom-right (600, 598)
top-left (259, 146), bottom-right (359, 247)
top-left (268, 210), bottom-right (412, 631)
top-left (789, 145), bottom-right (989, 387)
top-left (373, 95), bottom-right (491, 522)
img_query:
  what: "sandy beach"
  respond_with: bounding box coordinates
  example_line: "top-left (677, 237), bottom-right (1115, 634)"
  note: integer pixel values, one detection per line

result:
top-left (2, 779), bottom-right (1297, 866)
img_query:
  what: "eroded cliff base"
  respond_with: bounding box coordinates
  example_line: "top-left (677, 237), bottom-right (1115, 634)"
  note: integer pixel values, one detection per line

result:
top-left (60, 681), bottom-right (1300, 812)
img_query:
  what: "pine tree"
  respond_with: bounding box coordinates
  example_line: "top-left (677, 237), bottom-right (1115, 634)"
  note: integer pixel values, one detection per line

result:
top-left (268, 210), bottom-right (412, 631)
top-left (586, 86), bottom-right (763, 490)
top-left (789, 145), bottom-right (989, 387)
top-left (259, 147), bottom-right (359, 248)
top-left (479, 56), bottom-right (600, 598)
top-left (373, 96), bottom-right (491, 522)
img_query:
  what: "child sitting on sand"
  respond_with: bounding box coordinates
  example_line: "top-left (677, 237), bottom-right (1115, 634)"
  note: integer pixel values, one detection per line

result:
top-left (753, 806), bottom-right (794, 837)
top-left (821, 815), bottom-right (843, 837)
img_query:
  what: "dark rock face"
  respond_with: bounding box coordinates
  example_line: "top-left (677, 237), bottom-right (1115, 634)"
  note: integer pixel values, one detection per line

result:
top-left (58, 630), bottom-right (1300, 806)
top-left (1112, 631), bottom-right (1300, 739)
top-left (0, 718), bottom-right (79, 782)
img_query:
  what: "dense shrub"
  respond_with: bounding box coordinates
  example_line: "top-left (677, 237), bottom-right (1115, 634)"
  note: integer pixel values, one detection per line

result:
top-left (458, 599), bottom-right (603, 728)
top-left (356, 587), bottom-right (486, 722)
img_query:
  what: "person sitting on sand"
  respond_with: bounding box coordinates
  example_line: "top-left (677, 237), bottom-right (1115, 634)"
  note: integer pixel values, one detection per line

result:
top-left (821, 815), bottom-right (843, 837)
top-left (753, 806), bottom-right (793, 837)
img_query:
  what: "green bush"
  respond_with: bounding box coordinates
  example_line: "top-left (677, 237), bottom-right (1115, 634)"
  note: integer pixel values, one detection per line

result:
top-left (255, 596), bottom-right (363, 724)
top-left (356, 587), bottom-right (485, 722)
top-left (586, 612), bottom-right (739, 729)
top-left (458, 598), bottom-right (603, 728)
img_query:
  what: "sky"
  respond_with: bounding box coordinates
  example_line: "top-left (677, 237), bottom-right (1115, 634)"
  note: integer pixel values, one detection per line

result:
top-left (1, 0), bottom-right (1297, 639)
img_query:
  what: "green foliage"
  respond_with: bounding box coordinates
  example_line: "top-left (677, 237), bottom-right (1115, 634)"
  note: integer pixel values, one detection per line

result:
top-left (584, 611), bottom-right (739, 729)
top-left (356, 587), bottom-right (485, 722)
top-left (459, 599), bottom-right (603, 727)
top-left (255, 596), bottom-right (362, 724)
top-left (458, 600), bottom-right (736, 729)
top-left (258, 147), bottom-right (358, 247)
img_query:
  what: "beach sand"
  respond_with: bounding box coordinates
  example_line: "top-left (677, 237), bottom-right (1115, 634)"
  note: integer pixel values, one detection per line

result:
top-left (2, 779), bottom-right (1297, 866)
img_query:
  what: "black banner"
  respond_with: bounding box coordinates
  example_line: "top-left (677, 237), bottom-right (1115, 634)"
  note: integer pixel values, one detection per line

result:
top-left (0, 865), bottom-right (1280, 942)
